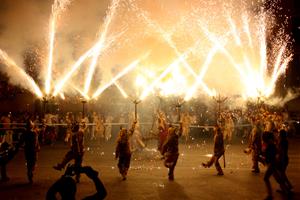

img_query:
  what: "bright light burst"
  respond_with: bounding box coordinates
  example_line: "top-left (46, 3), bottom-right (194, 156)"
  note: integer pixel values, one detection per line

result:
top-left (0, 0), bottom-right (294, 104)
top-left (0, 49), bottom-right (43, 98)
top-left (84, 0), bottom-right (121, 95)
top-left (45, 0), bottom-right (71, 95)
top-left (92, 53), bottom-right (150, 99)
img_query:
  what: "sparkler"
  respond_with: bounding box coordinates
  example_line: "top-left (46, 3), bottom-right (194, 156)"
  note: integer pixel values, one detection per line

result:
top-left (45, 0), bottom-right (71, 95)
top-left (84, 0), bottom-right (121, 95)
top-left (0, 49), bottom-right (43, 98)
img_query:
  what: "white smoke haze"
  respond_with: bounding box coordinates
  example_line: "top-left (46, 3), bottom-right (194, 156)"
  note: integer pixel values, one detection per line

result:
top-left (0, 0), bottom-right (297, 107)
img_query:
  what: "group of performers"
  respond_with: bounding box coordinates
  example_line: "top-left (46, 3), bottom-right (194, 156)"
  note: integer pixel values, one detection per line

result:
top-left (0, 107), bottom-right (294, 200)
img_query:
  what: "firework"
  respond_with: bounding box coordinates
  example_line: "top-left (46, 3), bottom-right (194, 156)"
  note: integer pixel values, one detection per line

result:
top-left (84, 0), bottom-right (121, 95)
top-left (92, 53), bottom-right (150, 99)
top-left (45, 0), bottom-right (72, 95)
top-left (0, 49), bottom-right (43, 98)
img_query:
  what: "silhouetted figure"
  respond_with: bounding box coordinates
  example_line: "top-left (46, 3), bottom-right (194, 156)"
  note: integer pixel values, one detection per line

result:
top-left (202, 125), bottom-right (225, 176)
top-left (46, 165), bottom-right (107, 200)
top-left (53, 122), bottom-right (84, 183)
top-left (115, 121), bottom-right (136, 180)
top-left (262, 131), bottom-right (289, 200)
top-left (162, 123), bottom-right (182, 180)
top-left (244, 118), bottom-right (263, 173)
top-left (20, 119), bottom-right (40, 184)
top-left (0, 142), bottom-right (19, 181)
top-left (277, 129), bottom-right (293, 192)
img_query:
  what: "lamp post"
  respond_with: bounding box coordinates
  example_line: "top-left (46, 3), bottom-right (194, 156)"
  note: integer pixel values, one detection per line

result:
top-left (132, 99), bottom-right (141, 121)
top-left (81, 100), bottom-right (87, 119)
top-left (42, 96), bottom-right (49, 117)
top-left (175, 98), bottom-right (185, 123)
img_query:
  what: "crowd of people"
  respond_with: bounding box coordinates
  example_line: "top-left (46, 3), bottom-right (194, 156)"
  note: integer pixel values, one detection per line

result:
top-left (0, 102), bottom-right (297, 199)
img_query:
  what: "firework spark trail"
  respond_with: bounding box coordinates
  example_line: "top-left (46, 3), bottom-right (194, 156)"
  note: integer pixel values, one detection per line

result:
top-left (53, 47), bottom-right (95, 96)
top-left (184, 46), bottom-right (219, 101)
top-left (114, 82), bottom-right (129, 98)
top-left (138, 10), bottom-right (213, 95)
top-left (227, 16), bottom-right (253, 74)
top-left (258, 12), bottom-right (267, 87)
top-left (92, 53), bottom-right (150, 99)
top-left (139, 59), bottom-right (181, 101)
top-left (140, 46), bottom-right (199, 100)
top-left (45, 0), bottom-right (71, 95)
top-left (242, 13), bottom-right (253, 49)
top-left (0, 49), bottom-right (43, 98)
top-left (266, 54), bottom-right (292, 96)
top-left (84, 0), bottom-right (121, 95)
top-left (53, 30), bottom-right (124, 97)
top-left (200, 24), bottom-right (247, 81)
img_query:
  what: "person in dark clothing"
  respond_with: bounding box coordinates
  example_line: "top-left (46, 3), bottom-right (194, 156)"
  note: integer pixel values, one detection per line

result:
top-left (161, 123), bottom-right (182, 180)
top-left (53, 122), bottom-right (84, 183)
top-left (262, 131), bottom-right (289, 200)
top-left (20, 119), bottom-right (40, 184)
top-left (46, 165), bottom-right (107, 200)
top-left (277, 129), bottom-right (293, 192)
top-left (0, 141), bottom-right (19, 181)
top-left (202, 125), bottom-right (225, 176)
top-left (115, 121), bottom-right (136, 180)
top-left (244, 118), bottom-right (263, 173)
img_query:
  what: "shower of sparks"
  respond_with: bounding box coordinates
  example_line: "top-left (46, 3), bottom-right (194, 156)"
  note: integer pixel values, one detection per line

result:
top-left (221, 11), bottom-right (293, 99)
top-left (138, 10), bottom-right (213, 96)
top-left (184, 46), bottom-right (219, 101)
top-left (45, 0), bottom-right (71, 95)
top-left (84, 0), bottom-right (121, 95)
top-left (0, 1), bottom-right (293, 104)
top-left (53, 46), bottom-right (95, 96)
top-left (0, 49), bottom-right (43, 98)
top-left (92, 53), bottom-right (150, 99)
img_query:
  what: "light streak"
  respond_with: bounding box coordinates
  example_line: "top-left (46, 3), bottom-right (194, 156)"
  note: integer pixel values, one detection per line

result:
top-left (92, 54), bottom-right (149, 99)
top-left (45, 0), bottom-right (71, 95)
top-left (0, 49), bottom-right (43, 98)
top-left (184, 46), bottom-right (219, 101)
top-left (84, 0), bottom-right (121, 95)
top-left (114, 81), bottom-right (128, 98)
top-left (139, 10), bottom-right (213, 96)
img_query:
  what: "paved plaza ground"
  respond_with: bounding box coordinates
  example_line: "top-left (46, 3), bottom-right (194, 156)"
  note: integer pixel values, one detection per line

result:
top-left (0, 136), bottom-right (299, 200)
